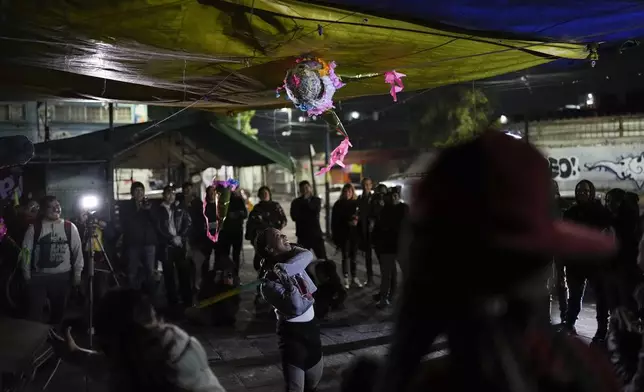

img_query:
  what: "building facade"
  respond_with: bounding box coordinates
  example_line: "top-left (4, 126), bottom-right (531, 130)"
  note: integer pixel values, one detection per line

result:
top-left (0, 101), bottom-right (147, 142)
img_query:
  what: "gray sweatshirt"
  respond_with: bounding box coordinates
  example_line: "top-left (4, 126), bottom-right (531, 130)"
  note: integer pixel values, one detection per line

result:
top-left (21, 219), bottom-right (84, 284)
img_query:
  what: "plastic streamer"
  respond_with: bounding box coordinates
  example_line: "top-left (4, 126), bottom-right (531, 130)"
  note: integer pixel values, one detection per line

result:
top-left (384, 70), bottom-right (406, 102)
top-left (316, 137), bottom-right (352, 175)
top-left (0, 217), bottom-right (30, 263)
top-left (195, 280), bottom-right (260, 308)
top-left (203, 178), bottom-right (239, 244)
top-left (0, 218), bottom-right (6, 242)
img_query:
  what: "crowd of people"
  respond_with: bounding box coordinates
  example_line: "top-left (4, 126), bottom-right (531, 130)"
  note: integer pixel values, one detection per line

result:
top-left (9, 129), bottom-right (644, 391)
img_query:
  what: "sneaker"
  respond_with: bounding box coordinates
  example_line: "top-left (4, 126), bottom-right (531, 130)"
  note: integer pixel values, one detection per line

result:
top-left (352, 277), bottom-right (363, 288)
top-left (364, 278), bottom-right (374, 287)
top-left (344, 276), bottom-right (350, 290)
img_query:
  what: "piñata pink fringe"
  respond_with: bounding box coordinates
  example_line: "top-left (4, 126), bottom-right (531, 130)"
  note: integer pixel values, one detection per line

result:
top-left (315, 137), bottom-right (352, 176)
top-left (384, 70), bottom-right (406, 102)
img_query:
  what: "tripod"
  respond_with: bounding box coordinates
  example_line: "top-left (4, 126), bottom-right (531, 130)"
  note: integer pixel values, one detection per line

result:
top-left (42, 222), bottom-right (119, 391)
top-left (84, 222), bottom-right (120, 348)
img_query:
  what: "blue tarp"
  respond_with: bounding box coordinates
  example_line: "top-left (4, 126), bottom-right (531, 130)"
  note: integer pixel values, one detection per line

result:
top-left (311, 0), bottom-right (644, 44)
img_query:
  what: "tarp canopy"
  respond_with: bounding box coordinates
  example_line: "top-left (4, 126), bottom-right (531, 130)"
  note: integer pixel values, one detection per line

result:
top-left (302, 1), bottom-right (644, 44)
top-left (1, 0), bottom-right (590, 109)
top-left (32, 113), bottom-right (294, 170)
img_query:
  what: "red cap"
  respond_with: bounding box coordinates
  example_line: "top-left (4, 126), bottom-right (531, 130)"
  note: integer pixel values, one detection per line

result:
top-left (413, 130), bottom-right (616, 258)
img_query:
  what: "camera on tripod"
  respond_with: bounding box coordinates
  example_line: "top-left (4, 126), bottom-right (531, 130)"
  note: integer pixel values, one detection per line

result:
top-left (80, 194), bottom-right (100, 220)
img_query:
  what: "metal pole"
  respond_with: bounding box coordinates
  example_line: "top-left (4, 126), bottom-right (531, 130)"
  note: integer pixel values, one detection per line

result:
top-left (106, 103), bottom-right (115, 219)
top-left (308, 145), bottom-right (317, 196)
top-left (324, 127), bottom-right (331, 237)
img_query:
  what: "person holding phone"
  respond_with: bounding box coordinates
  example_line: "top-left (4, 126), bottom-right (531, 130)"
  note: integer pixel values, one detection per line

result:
top-left (120, 182), bottom-right (158, 296)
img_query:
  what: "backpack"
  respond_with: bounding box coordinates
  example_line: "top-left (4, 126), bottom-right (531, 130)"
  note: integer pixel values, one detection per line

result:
top-left (31, 220), bottom-right (73, 270)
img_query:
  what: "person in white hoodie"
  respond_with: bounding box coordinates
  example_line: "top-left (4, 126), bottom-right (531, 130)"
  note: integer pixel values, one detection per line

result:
top-left (22, 195), bottom-right (83, 326)
top-left (255, 228), bottom-right (323, 392)
top-left (50, 288), bottom-right (225, 392)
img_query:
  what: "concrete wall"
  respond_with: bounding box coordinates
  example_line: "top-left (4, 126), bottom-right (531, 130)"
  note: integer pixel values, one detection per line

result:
top-left (542, 144), bottom-right (644, 193)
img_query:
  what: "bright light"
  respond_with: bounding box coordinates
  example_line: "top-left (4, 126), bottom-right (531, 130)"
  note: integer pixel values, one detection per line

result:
top-left (80, 195), bottom-right (99, 210)
top-left (505, 132), bottom-right (522, 139)
top-left (280, 108), bottom-right (291, 113)
top-left (350, 111), bottom-right (360, 119)
top-left (586, 99), bottom-right (594, 106)
top-left (298, 116), bottom-right (306, 123)
top-left (587, 93), bottom-right (594, 99)
top-left (499, 115), bottom-right (508, 124)
top-left (281, 131), bottom-right (292, 136)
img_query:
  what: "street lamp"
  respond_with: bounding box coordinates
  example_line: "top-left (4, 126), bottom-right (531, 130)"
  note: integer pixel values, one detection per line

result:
top-left (350, 111), bottom-right (360, 120)
top-left (499, 114), bottom-right (508, 124)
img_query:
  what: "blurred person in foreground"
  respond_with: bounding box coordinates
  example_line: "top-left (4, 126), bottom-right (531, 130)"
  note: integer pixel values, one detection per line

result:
top-left (50, 288), bottom-right (225, 392)
top-left (374, 131), bottom-right (618, 392)
top-left (255, 228), bottom-right (322, 392)
top-left (564, 179), bottom-right (612, 341)
top-left (607, 283), bottom-right (644, 392)
top-left (290, 180), bottom-right (327, 260)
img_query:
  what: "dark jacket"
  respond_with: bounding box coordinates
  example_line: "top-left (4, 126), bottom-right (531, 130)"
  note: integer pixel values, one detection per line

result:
top-left (356, 192), bottom-right (373, 232)
top-left (221, 194), bottom-right (247, 236)
top-left (245, 201), bottom-right (287, 242)
top-left (607, 307), bottom-right (643, 389)
top-left (373, 203), bottom-right (409, 255)
top-left (331, 198), bottom-right (359, 246)
top-left (185, 198), bottom-right (204, 244)
top-left (120, 200), bottom-right (157, 247)
top-left (156, 202), bottom-right (192, 245)
top-left (564, 200), bottom-right (611, 230)
top-left (290, 196), bottom-right (323, 240)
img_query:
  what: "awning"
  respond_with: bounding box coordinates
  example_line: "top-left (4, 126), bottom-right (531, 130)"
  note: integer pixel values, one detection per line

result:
top-left (33, 113), bottom-right (294, 170)
top-left (1, 0), bottom-right (589, 108)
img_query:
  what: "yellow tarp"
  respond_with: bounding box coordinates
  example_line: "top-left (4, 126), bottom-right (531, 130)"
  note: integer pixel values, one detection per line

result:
top-left (2, 0), bottom-right (589, 109)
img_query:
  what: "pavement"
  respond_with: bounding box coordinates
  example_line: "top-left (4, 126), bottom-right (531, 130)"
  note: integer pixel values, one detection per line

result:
top-left (22, 198), bottom-right (605, 392)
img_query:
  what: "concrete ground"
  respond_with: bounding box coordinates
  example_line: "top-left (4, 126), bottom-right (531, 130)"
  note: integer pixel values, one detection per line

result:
top-left (23, 199), bottom-right (604, 392)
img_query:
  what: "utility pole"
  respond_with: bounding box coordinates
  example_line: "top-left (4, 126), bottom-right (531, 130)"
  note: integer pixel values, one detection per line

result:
top-left (324, 127), bottom-right (331, 237)
top-left (106, 103), bottom-right (114, 219)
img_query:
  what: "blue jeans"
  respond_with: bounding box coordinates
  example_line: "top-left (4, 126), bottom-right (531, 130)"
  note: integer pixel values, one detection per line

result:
top-left (127, 245), bottom-right (156, 295)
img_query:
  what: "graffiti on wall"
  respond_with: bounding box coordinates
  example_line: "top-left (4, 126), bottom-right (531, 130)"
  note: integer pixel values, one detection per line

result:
top-left (585, 153), bottom-right (644, 189)
top-left (548, 156), bottom-right (580, 181)
top-left (0, 168), bottom-right (22, 200)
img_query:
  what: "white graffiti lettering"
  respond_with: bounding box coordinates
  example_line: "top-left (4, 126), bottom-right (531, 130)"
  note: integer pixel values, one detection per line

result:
top-left (548, 156), bottom-right (580, 180)
top-left (585, 153), bottom-right (644, 189)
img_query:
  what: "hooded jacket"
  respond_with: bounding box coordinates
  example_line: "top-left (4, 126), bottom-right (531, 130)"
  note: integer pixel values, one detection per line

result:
top-left (74, 324), bottom-right (225, 392)
top-left (245, 200), bottom-right (287, 242)
top-left (259, 247), bottom-right (317, 321)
